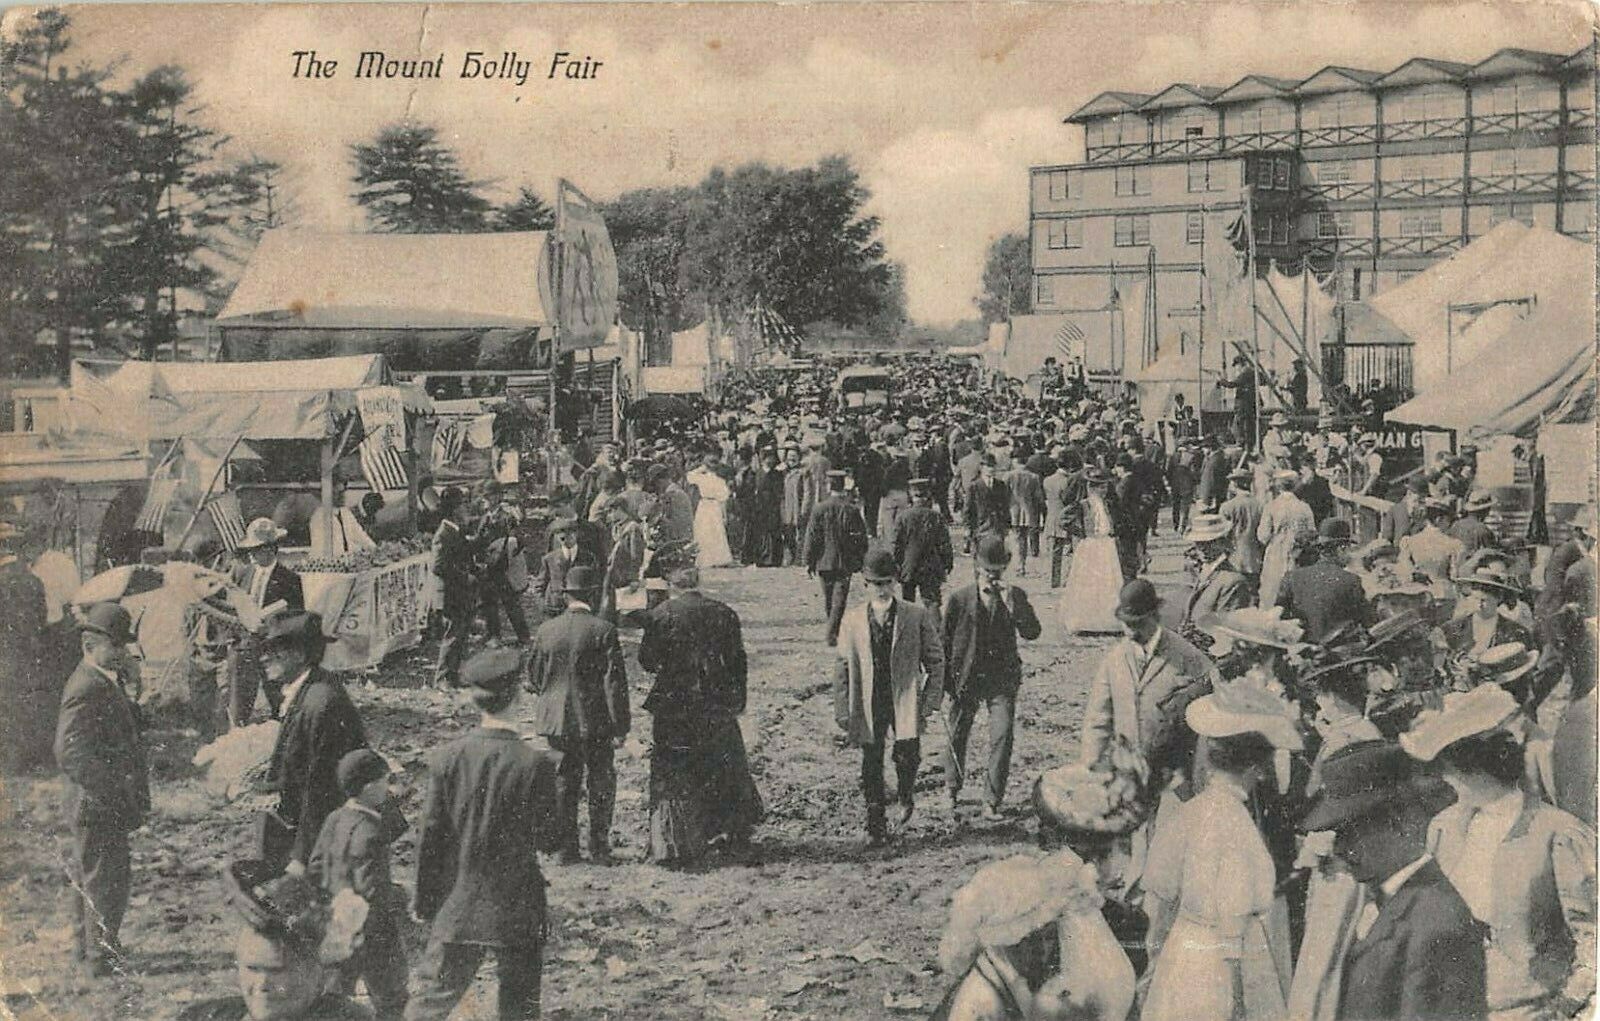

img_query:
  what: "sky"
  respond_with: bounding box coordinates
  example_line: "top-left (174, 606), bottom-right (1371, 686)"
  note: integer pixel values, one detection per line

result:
top-left (10, 0), bottom-right (1594, 324)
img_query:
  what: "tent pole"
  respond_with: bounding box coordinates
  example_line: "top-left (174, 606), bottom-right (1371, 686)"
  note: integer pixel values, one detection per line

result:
top-left (175, 431), bottom-right (247, 554)
top-left (1246, 189), bottom-right (1262, 450)
top-left (1197, 204), bottom-right (1206, 437)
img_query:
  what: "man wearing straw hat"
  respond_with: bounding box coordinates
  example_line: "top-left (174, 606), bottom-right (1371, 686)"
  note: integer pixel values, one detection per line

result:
top-left (1219, 466), bottom-right (1265, 587)
top-left (1179, 513), bottom-right (1251, 641)
top-left (231, 517), bottom-right (306, 723)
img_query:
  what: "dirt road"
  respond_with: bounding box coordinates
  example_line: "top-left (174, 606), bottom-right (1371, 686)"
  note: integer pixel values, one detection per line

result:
top-left (0, 530), bottom-right (1187, 1020)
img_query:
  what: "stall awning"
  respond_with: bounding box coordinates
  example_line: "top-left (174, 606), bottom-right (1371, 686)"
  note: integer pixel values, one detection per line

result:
top-left (217, 230), bottom-right (551, 329)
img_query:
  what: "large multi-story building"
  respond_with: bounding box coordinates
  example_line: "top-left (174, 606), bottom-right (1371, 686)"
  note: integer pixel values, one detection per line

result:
top-left (1029, 44), bottom-right (1595, 367)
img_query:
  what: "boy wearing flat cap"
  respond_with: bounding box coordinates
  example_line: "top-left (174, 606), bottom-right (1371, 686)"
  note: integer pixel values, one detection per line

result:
top-left (411, 648), bottom-right (559, 1021)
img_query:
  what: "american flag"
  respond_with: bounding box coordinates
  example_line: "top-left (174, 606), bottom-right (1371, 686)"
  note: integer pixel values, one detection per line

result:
top-left (205, 492), bottom-right (248, 551)
top-left (135, 478), bottom-right (180, 533)
top-left (432, 419), bottom-right (467, 470)
top-left (1054, 318), bottom-right (1087, 359)
top-left (359, 434), bottom-right (409, 491)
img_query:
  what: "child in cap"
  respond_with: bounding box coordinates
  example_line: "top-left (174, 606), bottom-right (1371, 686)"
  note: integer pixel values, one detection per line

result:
top-left (307, 748), bottom-right (409, 1019)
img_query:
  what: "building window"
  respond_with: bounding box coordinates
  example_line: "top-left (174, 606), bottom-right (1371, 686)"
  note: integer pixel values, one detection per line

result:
top-left (1305, 93), bottom-right (1369, 129)
top-left (1273, 156), bottom-right (1292, 189)
top-left (1490, 202), bottom-right (1536, 227)
top-left (1273, 214), bottom-right (1290, 245)
top-left (1398, 208), bottom-right (1444, 236)
top-left (1398, 85), bottom-right (1461, 123)
top-left (1036, 276), bottom-right (1055, 305)
top-left (1115, 165), bottom-right (1150, 196)
top-left (1318, 159), bottom-right (1355, 183)
top-left (1046, 219), bottom-right (1083, 249)
top-left (1318, 210), bottom-right (1356, 238)
top-left (1188, 160), bottom-right (1208, 192)
top-left (1186, 211), bottom-right (1204, 243)
top-left (1114, 214), bottom-right (1150, 246)
top-left (1252, 158), bottom-right (1277, 190)
top-left (1484, 78), bottom-right (1560, 116)
top-left (1047, 170), bottom-right (1073, 201)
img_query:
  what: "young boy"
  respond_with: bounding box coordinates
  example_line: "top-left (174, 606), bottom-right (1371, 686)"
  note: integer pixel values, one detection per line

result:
top-left (308, 748), bottom-right (409, 1020)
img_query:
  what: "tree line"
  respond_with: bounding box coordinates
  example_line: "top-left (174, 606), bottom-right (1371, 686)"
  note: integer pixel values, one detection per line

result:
top-left (2, 7), bottom-right (905, 378)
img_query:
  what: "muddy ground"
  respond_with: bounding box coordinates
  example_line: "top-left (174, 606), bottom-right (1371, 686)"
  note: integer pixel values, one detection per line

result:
top-left (0, 528), bottom-right (1186, 1020)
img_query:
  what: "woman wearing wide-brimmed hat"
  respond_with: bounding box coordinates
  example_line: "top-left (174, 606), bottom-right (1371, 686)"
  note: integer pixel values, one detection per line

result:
top-left (1441, 563), bottom-right (1534, 658)
top-left (1403, 684), bottom-right (1597, 1021)
top-left (1141, 672), bottom-right (1302, 1021)
top-left (931, 740), bottom-right (1150, 1021)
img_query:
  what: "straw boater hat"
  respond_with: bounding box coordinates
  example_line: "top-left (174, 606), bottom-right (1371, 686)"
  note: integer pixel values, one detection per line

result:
top-left (1462, 641), bottom-right (1539, 688)
top-left (1399, 684), bottom-right (1521, 762)
top-left (237, 517), bottom-right (288, 551)
top-left (1365, 608), bottom-right (1429, 653)
top-left (1184, 513), bottom-right (1231, 545)
top-left (1185, 673), bottom-right (1305, 752)
top-left (1452, 563), bottom-right (1524, 600)
top-left (1204, 606), bottom-right (1307, 655)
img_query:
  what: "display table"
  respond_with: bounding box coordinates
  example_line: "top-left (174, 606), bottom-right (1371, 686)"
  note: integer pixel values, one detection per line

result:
top-left (300, 551), bottom-right (435, 670)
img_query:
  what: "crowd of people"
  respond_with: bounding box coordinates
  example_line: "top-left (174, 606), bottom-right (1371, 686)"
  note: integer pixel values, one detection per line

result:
top-left (4, 349), bottom-right (1594, 1021)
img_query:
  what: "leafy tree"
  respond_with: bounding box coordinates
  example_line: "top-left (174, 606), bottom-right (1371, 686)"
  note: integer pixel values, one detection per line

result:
top-left (975, 231), bottom-right (1032, 324)
top-left (350, 122), bottom-right (491, 233)
top-left (495, 185), bottom-right (555, 231)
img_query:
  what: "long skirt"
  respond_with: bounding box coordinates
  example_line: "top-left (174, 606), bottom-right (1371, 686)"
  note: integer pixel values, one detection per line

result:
top-left (648, 711), bottom-right (766, 864)
top-left (1059, 536), bottom-right (1124, 634)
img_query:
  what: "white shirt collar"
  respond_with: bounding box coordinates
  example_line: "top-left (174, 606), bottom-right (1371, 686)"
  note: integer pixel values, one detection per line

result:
top-left (1468, 786), bottom-right (1525, 828)
top-left (279, 668), bottom-right (314, 714)
top-left (343, 798), bottom-right (383, 821)
top-left (1380, 853), bottom-right (1434, 899)
top-left (480, 713), bottom-right (521, 733)
top-left (1140, 626), bottom-right (1164, 659)
top-left (89, 661), bottom-right (122, 685)
top-left (567, 600), bottom-right (592, 613)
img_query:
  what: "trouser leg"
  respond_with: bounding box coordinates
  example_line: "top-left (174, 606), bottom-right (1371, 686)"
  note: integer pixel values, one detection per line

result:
top-left (935, 486), bottom-right (951, 522)
top-left (495, 942), bottom-right (545, 1020)
top-left (432, 603), bottom-right (472, 687)
top-left (943, 697), bottom-right (978, 795)
top-left (501, 583), bottom-right (531, 644)
top-left (228, 644), bottom-right (265, 727)
top-left (860, 741), bottom-right (888, 835)
top-left (356, 913), bottom-right (410, 1019)
top-left (586, 738), bottom-right (617, 855)
top-left (1028, 527), bottom-right (1041, 557)
top-left (823, 573), bottom-right (850, 645)
top-left (73, 822), bottom-right (131, 962)
top-left (1014, 529), bottom-right (1029, 573)
top-left (480, 586), bottom-right (504, 641)
top-left (405, 941), bottom-right (487, 1021)
top-left (891, 738), bottom-right (921, 805)
top-left (551, 737), bottom-right (586, 857)
top-left (984, 694), bottom-right (1017, 808)
top-left (1050, 536), bottom-right (1069, 588)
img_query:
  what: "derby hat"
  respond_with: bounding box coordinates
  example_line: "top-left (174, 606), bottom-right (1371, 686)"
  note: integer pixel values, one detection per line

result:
top-left (1114, 578), bottom-right (1161, 621)
top-left (1301, 740), bottom-right (1453, 831)
top-left (1400, 684), bottom-right (1520, 762)
top-left (827, 469), bottom-right (849, 490)
top-left (238, 517), bottom-right (288, 551)
top-left (862, 546), bottom-right (899, 583)
top-left (975, 534), bottom-right (1012, 570)
top-left (260, 610), bottom-right (327, 653)
top-left (336, 748), bottom-right (393, 798)
top-left (1313, 517), bottom-right (1354, 547)
top-left (1186, 674), bottom-right (1304, 751)
top-left (564, 564), bottom-right (603, 594)
top-left (79, 601), bottom-right (135, 645)
top-left (549, 517), bottom-right (580, 536)
top-left (1184, 513), bottom-right (1231, 545)
top-left (461, 646), bottom-right (524, 695)
top-left (1228, 466), bottom-right (1254, 483)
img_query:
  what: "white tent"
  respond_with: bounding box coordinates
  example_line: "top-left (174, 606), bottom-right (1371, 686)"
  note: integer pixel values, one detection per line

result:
top-left (1132, 348), bottom-right (1227, 419)
top-left (1370, 223), bottom-right (1592, 393)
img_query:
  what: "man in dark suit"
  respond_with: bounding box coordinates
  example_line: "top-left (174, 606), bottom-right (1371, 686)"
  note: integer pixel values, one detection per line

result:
top-left (411, 648), bottom-right (560, 1021)
top-left (431, 488), bottom-right (477, 689)
top-left (1535, 508), bottom-right (1593, 640)
top-left (917, 433), bottom-right (953, 521)
top-left (530, 519), bottom-right (594, 622)
top-left (55, 602), bottom-right (149, 976)
top-left (526, 565), bottom-right (630, 864)
top-left (259, 611), bottom-right (368, 875)
top-left (1196, 433), bottom-right (1229, 512)
top-left (638, 564), bottom-right (765, 865)
top-left (940, 536), bottom-right (1042, 820)
top-left (1448, 490), bottom-right (1498, 564)
top-left (891, 479), bottom-right (953, 609)
top-left (1277, 518), bottom-right (1372, 643)
top-left (231, 517), bottom-right (307, 722)
top-left (965, 455), bottom-right (1011, 546)
top-left (1178, 514), bottom-right (1252, 641)
top-left (1007, 458), bottom-right (1046, 577)
top-left (0, 522), bottom-right (50, 773)
top-left (804, 470), bottom-right (869, 646)
top-left (1042, 452), bottom-right (1085, 589)
top-left (1301, 741), bottom-right (1486, 1021)
top-left (1380, 476), bottom-right (1428, 544)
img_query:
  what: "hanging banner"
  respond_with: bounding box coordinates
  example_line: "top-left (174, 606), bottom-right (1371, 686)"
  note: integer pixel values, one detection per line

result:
top-left (303, 551), bottom-right (434, 670)
top-left (539, 179), bottom-right (620, 352)
top-left (356, 386), bottom-right (407, 449)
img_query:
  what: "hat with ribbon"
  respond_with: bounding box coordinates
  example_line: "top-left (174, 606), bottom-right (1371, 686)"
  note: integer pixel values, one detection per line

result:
top-left (1365, 608), bottom-right (1429, 651)
top-left (1452, 563), bottom-right (1524, 600)
top-left (1204, 606), bottom-right (1307, 654)
top-left (1114, 578), bottom-right (1162, 622)
top-left (1463, 641), bottom-right (1539, 689)
top-left (1185, 673), bottom-right (1304, 751)
top-left (237, 517), bottom-right (288, 551)
top-left (862, 546), bottom-right (898, 583)
top-left (260, 611), bottom-right (327, 653)
top-left (79, 601), bottom-right (135, 645)
top-left (1184, 512), bottom-right (1232, 545)
top-left (1399, 684), bottom-right (1521, 762)
top-left (1313, 517), bottom-right (1354, 547)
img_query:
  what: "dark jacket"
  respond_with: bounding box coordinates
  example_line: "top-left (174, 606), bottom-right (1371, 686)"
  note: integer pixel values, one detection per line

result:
top-left (892, 505), bottom-right (953, 585)
top-left (264, 668), bottom-right (368, 865)
top-left (413, 727), bottom-right (559, 946)
top-left (638, 591), bottom-right (748, 717)
top-left (309, 801), bottom-right (406, 915)
top-left (234, 561), bottom-right (305, 612)
top-left (940, 583), bottom-right (1042, 701)
top-left (804, 495), bottom-right (868, 574)
top-left (1440, 612), bottom-right (1534, 655)
top-left (54, 660), bottom-right (149, 831)
top-left (529, 549), bottom-right (595, 617)
top-left (431, 520), bottom-right (474, 615)
top-left (966, 477), bottom-right (1012, 537)
top-left (1276, 560), bottom-right (1372, 643)
top-left (527, 607), bottom-right (630, 740)
top-left (1336, 859), bottom-right (1486, 1021)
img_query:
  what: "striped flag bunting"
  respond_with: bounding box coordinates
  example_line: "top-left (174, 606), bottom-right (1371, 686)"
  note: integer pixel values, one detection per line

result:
top-left (135, 477), bottom-right (180, 533)
top-left (359, 434), bottom-right (409, 491)
top-left (432, 419), bottom-right (467, 469)
top-left (1054, 317), bottom-right (1087, 359)
top-left (206, 492), bottom-right (248, 551)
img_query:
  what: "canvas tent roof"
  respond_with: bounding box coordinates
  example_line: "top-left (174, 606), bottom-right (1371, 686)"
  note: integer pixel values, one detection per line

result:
top-left (62, 354), bottom-right (431, 442)
top-left (217, 230), bottom-right (551, 329)
top-left (1132, 348), bottom-right (1227, 418)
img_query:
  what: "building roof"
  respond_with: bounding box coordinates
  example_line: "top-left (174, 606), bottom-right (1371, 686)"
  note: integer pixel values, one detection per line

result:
top-left (1375, 57), bottom-right (1472, 89)
top-left (1064, 90), bottom-right (1153, 123)
top-left (1464, 47), bottom-right (1568, 80)
top-left (1561, 42), bottom-right (1595, 73)
top-left (1294, 66), bottom-right (1385, 95)
top-left (217, 230), bottom-right (552, 329)
top-left (1142, 83), bottom-right (1225, 111)
top-left (1214, 74), bottom-right (1300, 104)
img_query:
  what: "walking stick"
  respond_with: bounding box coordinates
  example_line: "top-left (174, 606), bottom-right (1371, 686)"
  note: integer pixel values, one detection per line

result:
top-left (941, 700), bottom-right (964, 792)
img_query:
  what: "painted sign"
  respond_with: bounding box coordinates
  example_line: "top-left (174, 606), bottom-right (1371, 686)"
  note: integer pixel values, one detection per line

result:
top-left (540, 179), bottom-right (619, 352)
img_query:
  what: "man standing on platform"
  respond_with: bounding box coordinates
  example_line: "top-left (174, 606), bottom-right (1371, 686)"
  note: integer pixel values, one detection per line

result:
top-left (804, 470), bottom-right (868, 647)
top-left (526, 565), bottom-right (630, 865)
top-left (1218, 354), bottom-right (1260, 450)
top-left (940, 536), bottom-right (1041, 820)
top-left (55, 602), bottom-right (149, 977)
top-left (891, 479), bottom-right (953, 609)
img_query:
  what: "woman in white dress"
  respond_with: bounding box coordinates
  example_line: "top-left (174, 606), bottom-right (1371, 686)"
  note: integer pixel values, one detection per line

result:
top-left (1060, 470), bottom-right (1124, 634)
top-left (1142, 672), bottom-right (1302, 1021)
top-left (1255, 468), bottom-right (1315, 608)
top-left (685, 460), bottom-right (734, 568)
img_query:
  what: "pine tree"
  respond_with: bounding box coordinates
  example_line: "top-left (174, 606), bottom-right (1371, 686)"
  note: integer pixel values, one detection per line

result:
top-left (495, 185), bottom-right (555, 231)
top-left (350, 122), bottom-right (491, 233)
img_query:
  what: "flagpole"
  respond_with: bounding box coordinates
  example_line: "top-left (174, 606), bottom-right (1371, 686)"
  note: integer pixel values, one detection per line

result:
top-left (1246, 187), bottom-right (1262, 451)
top-left (175, 430), bottom-right (247, 553)
top-left (1197, 204), bottom-right (1206, 438)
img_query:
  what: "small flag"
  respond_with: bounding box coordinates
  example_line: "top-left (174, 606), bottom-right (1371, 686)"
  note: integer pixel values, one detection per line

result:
top-left (1054, 318), bottom-right (1087, 359)
top-left (359, 435), bottom-right (409, 491)
top-left (206, 492), bottom-right (248, 552)
top-left (135, 478), bottom-right (179, 533)
top-left (432, 419), bottom-right (466, 469)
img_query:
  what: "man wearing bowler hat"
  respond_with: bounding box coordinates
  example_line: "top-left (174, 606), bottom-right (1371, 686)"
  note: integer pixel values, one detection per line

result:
top-left (804, 470), bottom-right (869, 647)
top-left (259, 611), bottom-right (368, 876)
top-left (1277, 517), bottom-right (1372, 643)
top-left (1299, 740), bottom-right (1485, 1021)
top-left (411, 648), bottom-right (560, 1020)
top-left (526, 564), bottom-right (630, 864)
top-left (940, 535), bottom-right (1041, 819)
top-left (55, 601), bottom-right (150, 976)
top-left (891, 478), bottom-right (953, 609)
